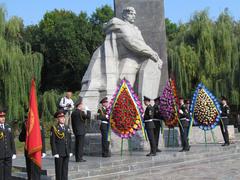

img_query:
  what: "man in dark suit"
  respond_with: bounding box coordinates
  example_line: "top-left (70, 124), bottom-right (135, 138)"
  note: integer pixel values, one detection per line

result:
top-left (19, 109), bottom-right (46, 180)
top-left (143, 96), bottom-right (156, 156)
top-left (71, 97), bottom-right (90, 162)
top-left (50, 110), bottom-right (72, 180)
top-left (153, 97), bottom-right (162, 152)
top-left (0, 107), bottom-right (16, 180)
top-left (178, 98), bottom-right (190, 152)
top-left (97, 97), bottom-right (111, 157)
top-left (220, 96), bottom-right (230, 146)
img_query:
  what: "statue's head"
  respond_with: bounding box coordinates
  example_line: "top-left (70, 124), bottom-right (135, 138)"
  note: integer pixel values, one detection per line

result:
top-left (122, 7), bottom-right (136, 24)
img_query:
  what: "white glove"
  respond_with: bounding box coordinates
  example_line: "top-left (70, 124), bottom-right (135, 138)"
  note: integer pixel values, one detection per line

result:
top-left (69, 153), bottom-right (73, 157)
top-left (106, 115), bottom-right (109, 119)
top-left (54, 154), bottom-right (59, 158)
top-left (85, 106), bottom-right (90, 112)
top-left (179, 110), bottom-right (183, 114)
top-left (42, 153), bottom-right (46, 158)
top-left (12, 154), bottom-right (16, 160)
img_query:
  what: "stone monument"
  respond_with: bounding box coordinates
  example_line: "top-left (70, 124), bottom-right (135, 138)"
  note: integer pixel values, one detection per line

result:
top-left (80, 0), bottom-right (168, 113)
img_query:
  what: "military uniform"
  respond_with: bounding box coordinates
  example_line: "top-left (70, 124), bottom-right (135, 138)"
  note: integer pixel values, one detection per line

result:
top-left (71, 98), bottom-right (88, 162)
top-left (19, 120), bottom-right (46, 180)
top-left (153, 99), bottom-right (162, 152)
top-left (50, 112), bottom-right (72, 180)
top-left (179, 103), bottom-right (190, 151)
top-left (0, 124), bottom-right (16, 180)
top-left (144, 99), bottom-right (156, 156)
top-left (98, 106), bottom-right (110, 157)
top-left (220, 104), bottom-right (230, 146)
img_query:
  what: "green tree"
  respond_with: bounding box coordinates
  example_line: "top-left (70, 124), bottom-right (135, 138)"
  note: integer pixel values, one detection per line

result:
top-left (0, 7), bottom-right (43, 122)
top-left (165, 18), bottom-right (179, 41)
top-left (38, 9), bottom-right (90, 91)
top-left (168, 9), bottom-right (240, 106)
top-left (25, 5), bottom-right (114, 92)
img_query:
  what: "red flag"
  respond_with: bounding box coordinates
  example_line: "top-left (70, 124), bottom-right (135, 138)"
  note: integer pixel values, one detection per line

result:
top-left (25, 79), bottom-right (42, 168)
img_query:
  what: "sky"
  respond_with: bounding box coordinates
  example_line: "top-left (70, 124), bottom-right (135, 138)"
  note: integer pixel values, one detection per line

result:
top-left (1, 0), bottom-right (240, 25)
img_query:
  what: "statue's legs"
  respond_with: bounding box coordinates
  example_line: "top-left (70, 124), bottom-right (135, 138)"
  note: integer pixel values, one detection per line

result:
top-left (118, 58), bottom-right (140, 86)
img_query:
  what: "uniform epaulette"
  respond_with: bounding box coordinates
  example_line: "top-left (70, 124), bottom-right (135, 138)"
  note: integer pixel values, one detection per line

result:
top-left (0, 131), bottom-right (3, 140)
top-left (53, 126), bottom-right (65, 139)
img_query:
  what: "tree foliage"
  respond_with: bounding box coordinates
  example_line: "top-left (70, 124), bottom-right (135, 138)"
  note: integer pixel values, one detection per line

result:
top-left (168, 10), bottom-right (240, 106)
top-left (24, 5), bottom-right (114, 92)
top-left (0, 7), bottom-right (43, 122)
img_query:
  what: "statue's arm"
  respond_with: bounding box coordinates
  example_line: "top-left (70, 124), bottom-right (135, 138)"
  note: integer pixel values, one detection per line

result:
top-left (120, 27), bottom-right (160, 62)
top-left (104, 18), bottom-right (162, 67)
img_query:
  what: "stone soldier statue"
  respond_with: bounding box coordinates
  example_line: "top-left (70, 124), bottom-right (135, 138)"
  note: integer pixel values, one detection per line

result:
top-left (143, 96), bottom-right (156, 156)
top-left (97, 97), bottom-right (111, 157)
top-left (103, 7), bottom-right (162, 85)
top-left (50, 110), bottom-right (73, 180)
top-left (80, 7), bottom-right (163, 112)
top-left (178, 98), bottom-right (190, 152)
top-left (0, 107), bottom-right (16, 180)
top-left (153, 97), bottom-right (162, 152)
top-left (220, 96), bottom-right (230, 146)
top-left (19, 109), bottom-right (46, 180)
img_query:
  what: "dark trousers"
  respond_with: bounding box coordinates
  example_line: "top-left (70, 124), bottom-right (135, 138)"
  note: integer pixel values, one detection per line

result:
top-left (0, 157), bottom-right (12, 180)
top-left (55, 156), bottom-right (69, 180)
top-left (100, 126), bottom-right (110, 156)
top-left (179, 126), bottom-right (189, 150)
top-left (75, 135), bottom-right (85, 161)
top-left (153, 121), bottom-right (161, 148)
top-left (25, 151), bottom-right (41, 180)
top-left (146, 128), bottom-right (156, 154)
top-left (220, 121), bottom-right (229, 144)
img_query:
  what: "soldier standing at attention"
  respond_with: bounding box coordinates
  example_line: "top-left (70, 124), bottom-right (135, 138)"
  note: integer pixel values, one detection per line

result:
top-left (0, 107), bottom-right (16, 180)
top-left (153, 97), bottom-right (162, 152)
top-left (50, 110), bottom-right (72, 180)
top-left (143, 96), bottom-right (156, 156)
top-left (97, 97), bottom-right (111, 158)
top-left (178, 98), bottom-right (190, 152)
top-left (220, 96), bottom-right (230, 146)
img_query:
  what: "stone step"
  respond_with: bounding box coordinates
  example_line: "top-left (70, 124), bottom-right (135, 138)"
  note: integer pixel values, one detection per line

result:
top-left (12, 172), bottom-right (51, 180)
top-left (71, 146), bottom-right (240, 179)
top-left (12, 143), bottom-right (239, 180)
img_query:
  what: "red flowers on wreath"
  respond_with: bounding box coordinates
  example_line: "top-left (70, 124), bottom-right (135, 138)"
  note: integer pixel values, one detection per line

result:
top-left (108, 79), bottom-right (144, 139)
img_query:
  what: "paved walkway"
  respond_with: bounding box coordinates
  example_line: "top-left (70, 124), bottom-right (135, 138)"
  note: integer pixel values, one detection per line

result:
top-left (126, 152), bottom-right (240, 180)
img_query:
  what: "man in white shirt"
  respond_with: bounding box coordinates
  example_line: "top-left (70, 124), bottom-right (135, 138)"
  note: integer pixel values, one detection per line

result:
top-left (59, 91), bottom-right (74, 126)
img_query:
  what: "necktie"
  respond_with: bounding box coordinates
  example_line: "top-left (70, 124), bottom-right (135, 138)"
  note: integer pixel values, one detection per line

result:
top-left (0, 124), bottom-right (3, 129)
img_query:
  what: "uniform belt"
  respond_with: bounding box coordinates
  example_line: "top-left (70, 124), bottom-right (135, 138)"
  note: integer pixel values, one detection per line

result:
top-left (222, 117), bottom-right (228, 119)
top-left (153, 119), bottom-right (161, 121)
top-left (180, 118), bottom-right (186, 120)
top-left (145, 119), bottom-right (153, 122)
top-left (101, 121), bottom-right (108, 124)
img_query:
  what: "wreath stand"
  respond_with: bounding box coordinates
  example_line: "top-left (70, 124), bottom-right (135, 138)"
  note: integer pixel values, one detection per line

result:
top-left (166, 127), bottom-right (177, 147)
top-left (203, 129), bottom-right (217, 146)
top-left (188, 118), bottom-right (217, 146)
